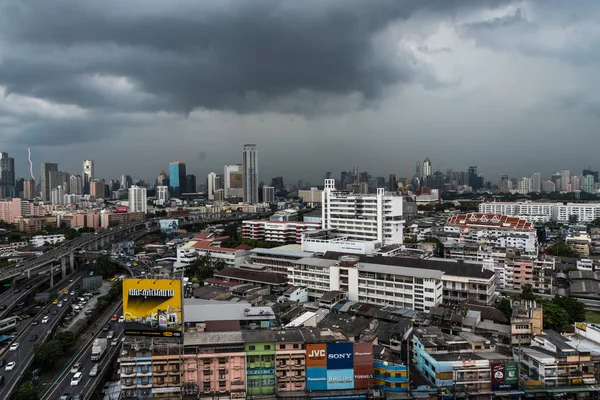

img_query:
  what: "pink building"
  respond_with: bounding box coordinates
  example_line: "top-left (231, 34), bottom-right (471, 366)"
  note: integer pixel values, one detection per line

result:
top-left (275, 330), bottom-right (307, 394)
top-left (0, 198), bottom-right (38, 224)
top-left (183, 332), bottom-right (247, 398)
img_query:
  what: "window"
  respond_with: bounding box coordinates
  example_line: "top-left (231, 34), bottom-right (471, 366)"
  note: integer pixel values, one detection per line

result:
top-left (293, 344), bottom-right (299, 349)
top-left (264, 345), bottom-right (271, 350)
top-left (249, 345), bottom-right (255, 351)
top-left (279, 344), bottom-right (285, 349)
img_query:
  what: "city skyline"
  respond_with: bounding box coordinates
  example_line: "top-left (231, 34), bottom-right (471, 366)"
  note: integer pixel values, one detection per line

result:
top-left (2, 1), bottom-right (600, 182)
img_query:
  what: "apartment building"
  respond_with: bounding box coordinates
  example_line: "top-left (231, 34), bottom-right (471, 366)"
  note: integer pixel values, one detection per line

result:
top-left (242, 220), bottom-right (321, 245)
top-left (412, 327), bottom-right (508, 396)
top-left (445, 213), bottom-right (537, 255)
top-left (174, 238), bottom-right (251, 272)
top-left (510, 301), bottom-right (543, 346)
top-left (479, 201), bottom-right (600, 224)
top-left (322, 179), bottom-right (405, 245)
top-left (566, 230), bottom-right (592, 257)
top-left (248, 246), bottom-right (315, 275)
top-left (100, 211), bottom-right (145, 229)
top-left (288, 253), bottom-right (496, 311)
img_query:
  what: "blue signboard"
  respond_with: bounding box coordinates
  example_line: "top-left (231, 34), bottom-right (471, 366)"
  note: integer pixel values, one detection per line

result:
top-left (326, 343), bottom-right (354, 370)
top-left (306, 367), bottom-right (328, 391)
top-left (327, 369), bottom-right (354, 390)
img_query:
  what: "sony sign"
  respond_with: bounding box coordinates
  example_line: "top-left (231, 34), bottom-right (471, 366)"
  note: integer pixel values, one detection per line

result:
top-left (328, 353), bottom-right (352, 359)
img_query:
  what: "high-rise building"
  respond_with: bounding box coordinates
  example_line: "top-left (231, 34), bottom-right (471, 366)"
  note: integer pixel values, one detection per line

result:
top-left (517, 177), bottom-right (531, 195)
top-left (224, 164), bottom-right (243, 198)
top-left (499, 175), bottom-right (509, 194)
top-left (0, 152), bottom-right (15, 198)
top-left (583, 168), bottom-right (599, 183)
top-left (90, 179), bottom-right (105, 200)
top-left (542, 180), bottom-right (556, 193)
top-left (23, 179), bottom-right (36, 199)
top-left (156, 170), bottom-right (169, 187)
top-left (388, 174), bottom-right (397, 192)
top-left (49, 171), bottom-right (70, 195)
top-left (69, 175), bottom-right (83, 196)
top-left (468, 166), bottom-right (478, 189)
top-left (271, 177), bottom-right (284, 194)
top-left (242, 144), bottom-right (259, 203)
top-left (51, 185), bottom-right (64, 205)
top-left (263, 186), bottom-right (275, 203)
top-left (422, 157), bottom-right (432, 178)
top-left (560, 169), bottom-right (571, 192)
top-left (128, 185), bottom-right (147, 214)
top-left (416, 161), bottom-right (421, 178)
top-left (583, 175), bottom-right (595, 194)
top-left (121, 175), bottom-right (133, 191)
top-left (207, 172), bottom-right (217, 200)
top-left (186, 174), bottom-right (196, 193)
top-left (156, 186), bottom-right (170, 205)
top-left (571, 175), bottom-right (581, 192)
top-left (169, 161), bottom-right (187, 196)
top-left (530, 173), bottom-right (541, 193)
top-left (83, 159), bottom-right (94, 194)
top-left (40, 162), bottom-right (58, 202)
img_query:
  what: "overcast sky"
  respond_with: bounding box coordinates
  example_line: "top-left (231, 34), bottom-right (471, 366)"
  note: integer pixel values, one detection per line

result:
top-left (1, 0), bottom-right (599, 185)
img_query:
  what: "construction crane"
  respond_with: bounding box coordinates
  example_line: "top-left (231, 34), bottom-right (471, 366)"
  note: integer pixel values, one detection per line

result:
top-left (386, 153), bottom-right (408, 195)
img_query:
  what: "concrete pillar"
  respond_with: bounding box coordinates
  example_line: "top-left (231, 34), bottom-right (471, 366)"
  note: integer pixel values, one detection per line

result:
top-left (49, 264), bottom-right (54, 288)
top-left (27, 270), bottom-right (31, 279)
top-left (70, 252), bottom-right (75, 272)
top-left (61, 257), bottom-right (67, 279)
top-left (10, 277), bottom-right (16, 290)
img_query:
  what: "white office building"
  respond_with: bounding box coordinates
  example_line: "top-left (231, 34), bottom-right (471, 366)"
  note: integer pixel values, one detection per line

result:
top-left (128, 185), bottom-right (147, 214)
top-left (224, 164), bottom-right (243, 198)
top-left (156, 186), bottom-right (169, 205)
top-left (207, 172), bottom-right (218, 200)
top-left (321, 179), bottom-right (404, 245)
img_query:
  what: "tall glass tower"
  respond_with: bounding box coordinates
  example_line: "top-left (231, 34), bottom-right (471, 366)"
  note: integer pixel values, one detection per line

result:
top-left (169, 161), bottom-right (187, 197)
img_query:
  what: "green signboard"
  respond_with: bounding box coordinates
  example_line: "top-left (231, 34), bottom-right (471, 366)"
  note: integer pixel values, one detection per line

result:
top-left (505, 362), bottom-right (518, 387)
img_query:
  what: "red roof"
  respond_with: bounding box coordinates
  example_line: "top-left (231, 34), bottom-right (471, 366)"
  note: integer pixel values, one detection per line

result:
top-left (235, 244), bottom-right (252, 250)
top-left (447, 213), bottom-right (533, 230)
top-left (192, 240), bottom-right (240, 253)
top-left (193, 232), bottom-right (213, 240)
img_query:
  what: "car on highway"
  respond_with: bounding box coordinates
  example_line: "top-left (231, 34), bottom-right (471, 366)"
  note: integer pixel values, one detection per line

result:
top-left (70, 372), bottom-right (82, 386)
top-left (111, 338), bottom-right (119, 346)
top-left (52, 310), bottom-right (58, 315)
top-left (60, 394), bottom-right (71, 400)
top-left (118, 315), bottom-right (124, 323)
top-left (111, 314), bottom-right (118, 322)
top-left (0, 375), bottom-right (5, 386)
top-left (9, 343), bottom-right (19, 351)
top-left (89, 364), bottom-right (99, 377)
top-left (52, 299), bottom-right (58, 305)
top-left (70, 362), bottom-right (82, 374)
top-left (41, 316), bottom-right (49, 323)
top-left (29, 334), bottom-right (38, 342)
top-left (32, 319), bottom-right (38, 325)
top-left (58, 302), bottom-right (63, 308)
top-left (70, 291), bottom-right (75, 296)
top-left (5, 361), bottom-right (15, 371)
top-left (72, 395), bottom-right (82, 400)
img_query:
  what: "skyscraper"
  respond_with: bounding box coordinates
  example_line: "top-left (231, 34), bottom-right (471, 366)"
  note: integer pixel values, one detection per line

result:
top-left (128, 185), bottom-right (147, 214)
top-left (271, 177), bottom-right (284, 194)
top-left (242, 144), bottom-right (258, 203)
top-left (69, 175), bottom-right (83, 196)
top-left (23, 178), bottom-right (36, 199)
top-left (83, 159), bottom-right (94, 194)
top-left (415, 161), bottom-right (421, 178)
top-left (156, 186), bottom-right (170, 205)
top-left (560, 169), bottom-right (571, 192)
top-left (169, 161), bottom-right (187, 196)
top-left (49, 171), bottom-right (70, 194)
top-left (583, 175), bottom-right (595, 194)
top-left (186, 174), bottom-right (197, 193)
top-left (0, 152), bottom-right (15, 198)
top-left (422, 158), bottom-right (432, 178)
top-left (207, 172), bottom-right (218, 200)
top-left (468, 166), bottom-right (478, 189)
top-left (530, 173), bottom-right (541, 193)
top-left (388, 174), bottom-right (397, 192)
top-left (41, 162), bottom-right (58, 202)
top-left (156, 170), bottom-right (169, 187)
top-left (121, 175), bottom-right (133, 191)
top-left (263, 186), bottom-right (275, 203)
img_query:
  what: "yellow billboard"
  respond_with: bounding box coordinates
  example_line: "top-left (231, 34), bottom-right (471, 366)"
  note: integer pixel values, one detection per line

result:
top-left (122, 278), bottom-right (183, 338)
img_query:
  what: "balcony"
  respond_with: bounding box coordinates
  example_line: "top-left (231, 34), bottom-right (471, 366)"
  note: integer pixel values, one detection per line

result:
top-left (122, 368), bottom-right (136, 378)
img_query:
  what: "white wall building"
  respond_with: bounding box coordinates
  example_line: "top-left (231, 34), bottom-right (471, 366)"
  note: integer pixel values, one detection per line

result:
top-left (31, 234), bottom-right (66, 247)
top-left (242, 220), bottom-right (321, 244)
top-left (321, 179), bottom-right (404, 245)
top-left (128, 185), bottom-right (147, 214)
top-left (156, 186), bottom-right (169, 206)
top-left (224, 164), bottom-right (243, 198)
top-left (207, 172), bottom-right (218, 200)
top-left (287, 254), bottom-right (496, 311)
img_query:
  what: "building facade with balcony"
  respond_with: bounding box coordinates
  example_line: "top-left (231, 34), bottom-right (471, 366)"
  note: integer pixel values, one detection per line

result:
top-left (274, 330), bottom-right (307, 394)
top-left (242, 220), bottom-right (321, 245)
top-left (244, 331), bottom-right (276, 396)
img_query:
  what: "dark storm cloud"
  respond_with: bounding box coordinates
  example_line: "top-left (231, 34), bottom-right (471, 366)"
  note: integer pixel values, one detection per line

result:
top-left (0, 0), bottom-right (512, 116)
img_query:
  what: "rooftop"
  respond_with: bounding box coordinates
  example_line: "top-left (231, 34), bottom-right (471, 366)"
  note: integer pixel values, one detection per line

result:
top-left (183, 299), bottom-right (275, 322)
top-left (250, 246), bottom-right (314, 259)
top-left (447, 213), bottom-right (533, 230)
top-left (214, 267), bottom-right (288, 285)
top-left (321, 252), bottom-right (494, 279)
top-left (184, 331), bottom-right (244, 347)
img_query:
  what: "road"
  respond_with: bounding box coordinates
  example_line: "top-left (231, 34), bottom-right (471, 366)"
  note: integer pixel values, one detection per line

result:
top-left (0, 219), bottom-right (158, 281)
top-left (41, 305), bottom-right (124, 400)
top-left (0, 271), bottom-right (88, 399)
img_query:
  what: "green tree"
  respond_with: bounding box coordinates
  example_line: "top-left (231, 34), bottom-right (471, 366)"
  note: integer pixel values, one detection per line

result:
top-left (498, 298), bottom-right (513, 320)
top-left (539, 300), bottom-right (570, 331)
top-left (519, 284), bottom-right (536, 301)
top-left (591, 217), bottom-right (600, 228)
top-left (553, 296), bottom-right (586, 324)
top-left (15, 381), bottom-right (39, 400)
top-left (96, 254), bottom-right (118, 278)
top-left (545, 241), bottom-right (579, 258)
top-left (109, 220), bottom-right (120, 227)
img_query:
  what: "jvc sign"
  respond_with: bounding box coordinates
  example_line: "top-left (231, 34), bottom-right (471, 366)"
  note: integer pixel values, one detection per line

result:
top-left (327, 343), bottom-right (354, 370)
